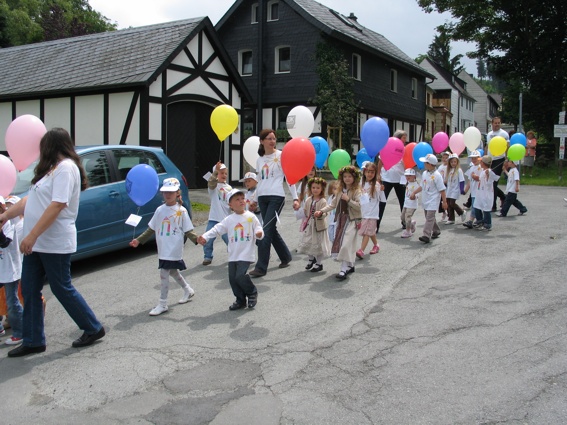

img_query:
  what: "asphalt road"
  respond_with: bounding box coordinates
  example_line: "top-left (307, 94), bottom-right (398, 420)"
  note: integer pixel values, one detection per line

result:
top-left (1, 185), bottom-right (566, 424)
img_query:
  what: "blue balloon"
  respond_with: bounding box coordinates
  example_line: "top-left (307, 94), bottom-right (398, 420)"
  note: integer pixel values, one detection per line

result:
top-left (477, 149), bottom-right (484, 156)
top-left (356, 148), bottom-right (375, 168)
top-left (412, 142), bottom-right (433, 170)
top-left (126, 164), bottom-right (159, 206)
top-left (311, 136), bottom-right (329, 168)
top-left (510, 133), bottom-right (527, 147)
top-left (361, 117), bottom-right (389, 157)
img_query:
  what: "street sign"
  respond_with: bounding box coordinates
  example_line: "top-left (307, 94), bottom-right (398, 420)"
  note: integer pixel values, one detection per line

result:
top-left (554, 124), bottom-right (567, 138)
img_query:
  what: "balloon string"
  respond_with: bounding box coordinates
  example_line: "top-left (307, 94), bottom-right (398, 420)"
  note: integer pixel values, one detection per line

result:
top-left (218, 141), bottom-right (223, 162)
top-left (132, 206), bottom-right (141, 240)
top-left (260, 197), bottom-right (286, 230)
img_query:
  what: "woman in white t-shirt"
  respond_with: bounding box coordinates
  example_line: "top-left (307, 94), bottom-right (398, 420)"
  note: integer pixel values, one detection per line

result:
top-left (0, 128), bottom-right (105, 357)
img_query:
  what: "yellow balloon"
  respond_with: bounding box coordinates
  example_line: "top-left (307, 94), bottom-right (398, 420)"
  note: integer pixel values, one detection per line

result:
top-left (488, 136), bottom-right (507, 157)
top-left (210, 105), bottom-right (238, 141)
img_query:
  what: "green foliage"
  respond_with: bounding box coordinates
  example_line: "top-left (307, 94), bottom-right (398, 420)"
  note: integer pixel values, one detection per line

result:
top-left (191, 202), bottom-right (210, 212)
top-left (426, 27), bottom-right (464, 74)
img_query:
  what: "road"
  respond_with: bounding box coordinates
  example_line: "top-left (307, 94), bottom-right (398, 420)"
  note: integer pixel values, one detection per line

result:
top-left (1, 186), bottom-right (566, 424)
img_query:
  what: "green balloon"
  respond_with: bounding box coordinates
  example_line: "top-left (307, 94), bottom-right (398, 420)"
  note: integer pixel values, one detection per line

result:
top-left (507, 144), bottom-right (526, 161)
top-left (328, 149), bottom-right (351, 178)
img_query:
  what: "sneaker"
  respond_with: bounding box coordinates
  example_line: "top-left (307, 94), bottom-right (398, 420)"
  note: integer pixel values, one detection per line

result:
top-left (462, 220), bottom-right (473, 229)
top-left (249, 269), bottom-right (266, 278)
top-left (229, 301), bottom-right (246, 311)
top-left (356, 249), bottom-right (365, 259)
top-left (479, 225), bottom-right (492, 231)
top-left (149, 304), bottom-right (168, 316)
top-left (369, 245), bottom-right (380, 254)
top-left (441, 213), bottom-right (447, 222)
top-left (445, 220), bottom-right (454, 225)
top-left (72, 327), bottom-right (105, 348)
top-left (473, 221), bottom-right (483, 228)
top-left (418, 236), bottom-right (430, 243)
top-left (410, 220), bottom-right (416, 233)
top-left (247, 294), bottom-right (258, 309)
top-left (179, 288), bottom-right (195, 304)
top-left (496, 213), bottom-right (505, 217)
top-left (431, 233), bottom-right (440, 239)
top-left (518, 211), bottom-right (527, 216)
top-left (400, 230), bottom-right (412, 238)
top-left (0, 329), bottom-right (5, 337)
top-left (460, 214), bottom-right (466, 223)
top-left (4, 336), bottom-right (23, 346)
top-left (202, 259), bottom-right (212, 266)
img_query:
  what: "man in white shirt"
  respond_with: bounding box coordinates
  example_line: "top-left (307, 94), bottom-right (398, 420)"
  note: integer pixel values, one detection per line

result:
top-left (486, 117), bottom-right (508, 211)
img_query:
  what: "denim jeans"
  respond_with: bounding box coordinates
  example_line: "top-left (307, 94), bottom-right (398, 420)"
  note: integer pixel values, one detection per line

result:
top-left (203, 220), bottom-right (229, 260)
top-left (22, 252), bottom-right (102, 347)
top-left (228, 261), bottom-right (257, 304)
top-left (255, 195), bottom-right (292, 273)
top-left (474, 209), bottom-right (492, 228)
top-left (501, 192), bottom-right (527, 216)
top-left (1, 280), bottom-right (23, 339)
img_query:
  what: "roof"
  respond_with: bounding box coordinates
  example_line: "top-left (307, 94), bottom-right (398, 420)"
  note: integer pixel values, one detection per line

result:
top-left (0, 18), bottom-right (249, 100)
top-left (422, 58), bottom-right (474, 99)
top-left (216, 0), bottom-right (435, 79)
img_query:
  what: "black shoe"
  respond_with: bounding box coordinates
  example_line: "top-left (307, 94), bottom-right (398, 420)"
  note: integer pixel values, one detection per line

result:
top-left (310, 264), bottom-right (323, 272)
top-left (335, 271), bottom-right (347, 280)
top-left (247, 294), bottom-right (257, 309)
top-left (431, 233), bottom-right (440, 239)
top-left (229, 301), bottom-right (246, 311)
top-left (346, 266), bottom-right (355, 275)
top-left (419, 236), bottom-right (430, 243)
top-left (8, 344), bottom-right (46, 357)
top-left (249, 269), bottom-right (266, 278)
top-left (305, 259), bottom-right (316, 270)
top-left (72, 327), bottom-right (105, 348)
top-left (279, 261), bottom-right (291, 269)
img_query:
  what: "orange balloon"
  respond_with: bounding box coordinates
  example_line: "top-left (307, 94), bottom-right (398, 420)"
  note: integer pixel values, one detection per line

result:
top-left (403, 142), bottom-right (417, 168)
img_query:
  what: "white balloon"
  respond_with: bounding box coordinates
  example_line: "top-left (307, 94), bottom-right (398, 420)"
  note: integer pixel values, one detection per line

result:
top-left (243, 136), bottom-right (260, 168)
top-left (286, 105), bottom-right (314, 138)
top-left (463, 126), bottom-right (482, 151)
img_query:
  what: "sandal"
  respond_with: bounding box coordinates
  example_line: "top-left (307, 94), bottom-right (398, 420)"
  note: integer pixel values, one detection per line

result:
top-left (346, 266), bottom-right (355, 275)
top-left (310, 264), bottom-right (323, 272)
top-left (305, 259), bottom-right (316, 270)
top-left (335, 271), bottom-right (347, 280)
top-left (247, 294), bottom-right (258, 309)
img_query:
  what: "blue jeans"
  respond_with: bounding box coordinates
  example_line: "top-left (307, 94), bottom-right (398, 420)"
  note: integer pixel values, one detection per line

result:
top-left (474, 208), bottom-right (492, 228)
top-left (228, 261), bottom-right (257, 304)
top-left (501, 192), bottom-right (527, 216)
top-left (203, 220), bottom-right (229, 260)
top-left (1, 280), bottom-right (23, 339)
top-left (21, 252), bottom-right (102, 347)
top-left (255, 195), bottom-right (292, 273)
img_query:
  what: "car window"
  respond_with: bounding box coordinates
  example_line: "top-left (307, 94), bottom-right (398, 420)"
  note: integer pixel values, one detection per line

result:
top-left (12, 161), bottom-right (37, 195)
top-left (81, 152), bottom-right (111, 188)
top-left (112, 149), bottom-right (167, 181)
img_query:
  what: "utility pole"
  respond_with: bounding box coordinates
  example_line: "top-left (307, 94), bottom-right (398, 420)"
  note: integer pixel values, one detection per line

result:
top-left (518, 91), bottom-right (523, 134)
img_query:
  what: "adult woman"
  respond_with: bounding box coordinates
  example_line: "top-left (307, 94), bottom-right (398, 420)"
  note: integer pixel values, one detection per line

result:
top-left (376, 129), bottom-right (408, 231)
top-left (0, 128), bottom-right (105, 357)
top-left (249, 129), bottom-right (300, 277)
top-left (524, 131), bottom-right (537, 177)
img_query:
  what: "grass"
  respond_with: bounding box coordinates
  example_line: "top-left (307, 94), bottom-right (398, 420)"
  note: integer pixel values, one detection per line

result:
top-left (191, 202), bottom-right (210, 212)
top-left (515, 163), bottom-right (567, 187)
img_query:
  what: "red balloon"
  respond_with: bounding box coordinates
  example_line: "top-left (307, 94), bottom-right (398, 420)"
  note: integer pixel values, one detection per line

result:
top-left (403, 142), bottom-right (417, 168)
top-left (281, 137), bottom-right (316, 185)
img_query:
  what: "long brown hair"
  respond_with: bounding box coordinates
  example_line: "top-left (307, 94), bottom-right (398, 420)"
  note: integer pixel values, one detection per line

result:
top-left (32, 128), bottom-right (88, 191)
top-left (257, 128), bottom-right (276, 157)
top-left (361, 162), bottom-right (378, 198)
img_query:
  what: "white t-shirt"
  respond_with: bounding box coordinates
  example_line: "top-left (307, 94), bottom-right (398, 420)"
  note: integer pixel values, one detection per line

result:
top-left (445, 168), bottom-right (465, 199)
top-left (380, 160), bottom-right (405, 184)
top-left (403, 181), bottom-right (420, 209)
top-left (0, 220), bottom-right (22, 283)
top-left (208, 181), bottom-right (232, 222)
top-left (256, 150), bottom-right (298, 199)
top-left (465, 163), bottom-right (483, 197)
top-left (148, 203), bottom-right (194, 261)
top-left (487, 128), bottom-right (509, 160)
top-left (505, 167), bottom-right (520, 194)
top-left (472, 169), bottom-right (498, 212)
top-left (420, 169), bottom-right (446, 211)
top-left (23, 159), bottom-right (80, 254)
top-left (202, 211), bottom-right (264, 262)
top-left (437, 163), bottom-right (448, 179)
top-left (360, 182), bottom-right (381, 219)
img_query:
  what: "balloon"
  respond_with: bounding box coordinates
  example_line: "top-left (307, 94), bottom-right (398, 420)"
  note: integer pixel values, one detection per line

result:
top-left (412, 142), bottom-right (433, 170)
top-left (0, 154), bottom-right (17, 197)
top-left (125, 164), bottom-right (159, 207)
top-left (510, 133), bottom-right (527, 147)
top-left (463, 127), bottom-right (482, 151)
top-left (281, 137), bottom-right (316, 185)
top-left (243, 136), bottom-right (260, 168)
top-left (449, 132), bottom-right (465, 155)
top-left (380, 137), bottom-right (404, 171)
top-left (328, 149), bottom-right (351, 178)
top-left (5, 114), bottom-right (46, 171)
top-left (488, 136), bottom-right (507, 157)
top-left (356, 148), bottom-right (375, 169)
top-left (478, 149), bottom-right (484, 156)
top-left (403, 142), bottom-right (417, 168)
top-left (507, 144), bottom-right (526, 161)
top-left (431, 132), bottom-right (449, 153)
top-left (286, 106), bottom-right (314, 138)
top-left (311, 136), bottom-right (329, 168)
top-left (361, 117), bottom-right (389, 157)
top-left (210, 105), bottom-right (238, 141)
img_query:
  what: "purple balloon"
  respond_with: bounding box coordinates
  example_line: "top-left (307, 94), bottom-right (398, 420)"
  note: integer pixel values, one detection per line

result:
top-left (361, 117), bottom-right (389, 157)
top-left (412, 142), bottom-right (433, 170)
top-left (126, 164), bottom-right (159, 206)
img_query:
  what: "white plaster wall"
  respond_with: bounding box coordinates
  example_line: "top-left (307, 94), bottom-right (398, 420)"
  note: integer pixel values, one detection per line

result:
top-left (166, 69), bottom-right (188, 90)
top-left (149, 102), bottom-right (162, 141)
top-left (149, 74), bottom-right (162, 98)
top-left (44, 98), bottom-right (71, 131)
top-left (450, 90), bottom-right (460, 133)
top-left (75, 95), bottom-right (104, 146)
top-left (124, 100), bottom-right (140, 146)
top-left (231, 148), bottom-right (241, 182)
top-left (108, 92), bottom-right (135, 144)
top-left (0, 103), bottom-right (13, 151)
top-left (15, 100), bottom-right (40, 118)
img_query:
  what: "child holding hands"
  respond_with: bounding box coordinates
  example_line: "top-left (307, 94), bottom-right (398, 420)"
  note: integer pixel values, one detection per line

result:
top-left (356, 161), bottom-right (382, 258)
top-left (400, 168), bottom-right (420, 238)
top-left (498, 159), bottom-right (528, 217)
top-left (471, 156), bottom-right (499, 231)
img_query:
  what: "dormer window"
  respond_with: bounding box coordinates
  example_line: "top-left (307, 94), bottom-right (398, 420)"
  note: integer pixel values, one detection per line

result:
top-left (268, 1), bottom-right (279, 21)
top-left (251, 3), bottom-right (258, 24)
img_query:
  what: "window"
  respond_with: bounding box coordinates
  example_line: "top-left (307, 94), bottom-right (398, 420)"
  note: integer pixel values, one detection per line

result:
top-left (411, 78), bottom-right (417, 99)
top-left (251, 3), bottom-right (258, 24)
top-left (277, 106), bottom-right (291, 131)
top-left (276, 46), bottom-right (291, 73)
top-left (81, 152), bottom-right (110, 188)
top-left (267, 1), bottom-right (279, 21)
top-left (239, 50), bottom-right (253, 76)
top-left (352, 54), bottom-right (361, 80)
top-left (426, 92), bottom-right (431, 106)
top-left (390, 69), bottom-right (397, 92)
top-left (113, 149), bottom-right (166, 181)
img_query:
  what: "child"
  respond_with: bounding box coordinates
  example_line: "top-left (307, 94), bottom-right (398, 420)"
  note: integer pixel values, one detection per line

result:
top-left (298, 177), bottom-right (331, 272)
top-left (130, 178), bottom-right (198, 316)
top-left (356, 162), bottom-right (382, 258)
top-left (444, 153), bottom-right (466, 224)
top-left (0, 196), bottom-right (23, 345)
top-left (471, 156), bottom-right (499, 231)
top-left (462, 150), bottom-right (483, 229)
top-left (240, 171), bottom-right (262, 224)
top-left (410, 154), bottom-right (448, 244)
top-left (498, 159), bottom-right (528, 217)
top-left (437, 152), bottom-right (450, 222)
top-left (203, 162), bottom-right (232, 265)
top-left (197, 189), bottom-right (264, 310)
top-left (295, 166), bottom-right (317, 222)
top-left (315, 166), bottom-right (361, 280)
top-left (400, 168), bottom-right (420, 238)
top-left (326, 180), bottom-right (338, 242)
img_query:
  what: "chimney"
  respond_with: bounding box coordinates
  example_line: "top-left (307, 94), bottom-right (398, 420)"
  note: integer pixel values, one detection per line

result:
top-left (348, 13), bottom-right (358, 21)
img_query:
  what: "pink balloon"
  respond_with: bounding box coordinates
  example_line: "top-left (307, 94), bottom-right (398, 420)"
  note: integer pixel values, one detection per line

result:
top-left (449, 132), bottom-right (465, 155)
top-left (431, 132), bottom-right (449, 153)
top-left (380, 137), bottom-right (405, 171)
top-left (0, 154), bottom-right (17, 197)
top-left (5, 114), bottom-right (46, 171)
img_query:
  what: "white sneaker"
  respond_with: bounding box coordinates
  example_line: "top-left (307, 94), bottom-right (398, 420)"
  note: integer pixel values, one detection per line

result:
top-left (410, 220), bottom-right (416, 233)
top-left (4, 336), bottom-right (23, 345)
top-left (460, 214), bottom-right (466, 223)
top-left (441, 213), bottom-right (447, 222)
top-left (445, 220), bottom-right (455, 225)
top-left (149, 304), bottom-right (168, 316)
top-left (179, 288), bottom-right (195, 304)
top-left (400, 230), bottom-right (412, 238)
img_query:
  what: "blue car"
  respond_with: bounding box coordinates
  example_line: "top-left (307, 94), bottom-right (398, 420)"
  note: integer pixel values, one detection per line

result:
top-left (13, 145), bottom-right (191, 261)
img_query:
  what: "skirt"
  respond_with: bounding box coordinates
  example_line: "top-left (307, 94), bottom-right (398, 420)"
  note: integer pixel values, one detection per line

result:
top-left (358, 218), bottom-right (377, 236)
top-left (158, 259), bottom-right (187, 270)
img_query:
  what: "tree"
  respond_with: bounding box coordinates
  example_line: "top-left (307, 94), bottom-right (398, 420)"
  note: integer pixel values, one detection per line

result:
top-left (426, 27), bottom-right (464, 74)
top-left (476, 58), bottom-right (486, 80)
top-left (418, 0), bottom-right (567, 142)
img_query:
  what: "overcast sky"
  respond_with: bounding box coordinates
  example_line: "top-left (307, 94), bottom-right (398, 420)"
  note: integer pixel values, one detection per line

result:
top-left (89, 0), bottom-right (477, 76)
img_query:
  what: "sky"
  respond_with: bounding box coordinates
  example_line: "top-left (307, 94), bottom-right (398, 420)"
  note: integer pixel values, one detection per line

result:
top-left (88, 0), bottom-right (477, 76)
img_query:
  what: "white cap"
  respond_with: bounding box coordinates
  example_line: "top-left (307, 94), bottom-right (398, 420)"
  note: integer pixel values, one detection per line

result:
top-left (468, 150), bottom-right (481, 158)
top-left (441, 151), bottom-right (451, 156)
top-left (239, 172), bottom-right (258, 182)
top-left (160, 177), bottom-right (180, 192)
top-left (448, 153), bottom-right (459, 160)
top-left (404, 168), bottom-right (416, 176)
top-left (212, 163), bottom-right (228, 173)
top-left (227, 188), bottom-right (245, 202)
top-left (419, 154), bottom-right (438, 165)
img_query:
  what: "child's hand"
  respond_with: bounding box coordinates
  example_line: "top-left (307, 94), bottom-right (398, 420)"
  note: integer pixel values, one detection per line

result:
top-left (314, 211), bottom-right (322, 218)
top-left (215, 161), bottom-right (223, 172)
top-left (341, 193), bottom-right (349, 201)
top-left (409, 193), bottom-right (416, 200)
top-left (129, 239), bottom-right (139, 248)
top-left (255, 231), bottom-right (263, 238)
top-left (380, 184), bottom-right (385, 191)
top-left (249, 202), bottom-right (257, 212)
top-left (197, 235), bottom-right (207, 246)
top-left (292, 199), bottom-right (300, 210)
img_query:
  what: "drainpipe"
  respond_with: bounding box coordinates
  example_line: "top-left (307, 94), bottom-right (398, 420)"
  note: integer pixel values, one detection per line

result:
top-left (257, 0), bottom-right (264, 131)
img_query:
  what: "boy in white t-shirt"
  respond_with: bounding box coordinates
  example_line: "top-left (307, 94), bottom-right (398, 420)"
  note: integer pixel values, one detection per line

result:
top-left (198, 189), bottom-right (264, 311)
top-left (240, 171), bottom-right (262, 224)
top-left (497, 159), bottom-right (528, 217)
top-left (400, 168), bottom-right (420, 238)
